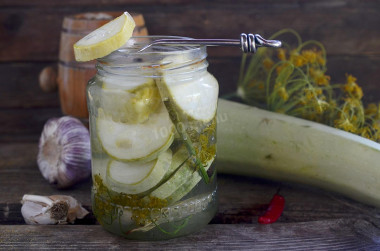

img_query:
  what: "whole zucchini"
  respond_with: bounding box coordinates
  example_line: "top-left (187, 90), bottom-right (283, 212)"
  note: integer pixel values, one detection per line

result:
top-left (216, 99), bottom-right (380, 207)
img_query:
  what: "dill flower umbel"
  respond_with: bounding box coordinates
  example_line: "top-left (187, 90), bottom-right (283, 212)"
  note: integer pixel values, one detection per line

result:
top-left (236, 29), bottom-right (379, 143)
top-left (343, 74), bottom-right (363, 100)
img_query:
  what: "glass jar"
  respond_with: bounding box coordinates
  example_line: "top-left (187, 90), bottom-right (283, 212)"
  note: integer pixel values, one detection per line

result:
top-left (87, 36), bottom-right (219, 240)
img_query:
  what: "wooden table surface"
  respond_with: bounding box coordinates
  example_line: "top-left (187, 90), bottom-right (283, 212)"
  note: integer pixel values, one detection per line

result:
top-left (1, 0), bottom-right (380, 250)
top-left (2, 144), bottom-right (380, 249)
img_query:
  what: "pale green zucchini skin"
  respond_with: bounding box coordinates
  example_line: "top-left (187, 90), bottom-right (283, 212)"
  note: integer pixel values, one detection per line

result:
top-left (216, 99), bottom-right (380, 208)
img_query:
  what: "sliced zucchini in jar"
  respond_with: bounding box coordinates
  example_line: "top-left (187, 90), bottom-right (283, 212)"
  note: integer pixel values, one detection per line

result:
top-left (159, 71), bottom-right (219, 122)
top-left (149, 146), bottom-right (214, 201)
top-left (106, 149), bottom-right (172, 194)
top-left (96, 104), bottom-right (174, 162)
top-left (100, 78), bottom-right (161, 124)
top-left (167, 158), bottom-right (214, 204)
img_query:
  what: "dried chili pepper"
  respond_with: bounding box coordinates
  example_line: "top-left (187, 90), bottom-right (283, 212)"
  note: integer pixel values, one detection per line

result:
top-left (258, 193), bottom-right (285, 224)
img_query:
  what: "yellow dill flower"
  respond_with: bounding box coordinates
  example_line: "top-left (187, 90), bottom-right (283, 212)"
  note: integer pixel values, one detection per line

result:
top-left (343, 82), bottom-right (354, 93)
top-left (359, 127), bottom-right (372, 140)
top-left (290, 50), bottom-right (306, 67)
top-left (278, 87), bottom-right (289, 101)
top-left (372, 122), bottom-right (380, 142)
top-left (309, 68), bottom-right (330, 86)
top-left (342, 104), bottom-right (351, 114)
top-left (365, 103), bottom-right (378, 116)
top-left (351, 115), bottom-right (358, 124)
top-left (344, 97), bottom-right (361, 107)
top-left (277, 48), bottom-right (287, 61)
top-left (304, 88), bottom-right (317, 101)
top-left (317, 74), bottom-right (330, 86)
top-left (355, 87), bottom-right (363, 100)
top-left (263, 57), bottom-right (274, 70)
top-left (372, 122), bottom-right (380, 140)
top-left (315, 99), bottom-right (329, 114)
top-left (346, 74), bottom-right (357, 84)
top-left (343, 74), bottom-right (363, 99)
top-left (373, 121), bottom-right (380, 131)
top-left (344, 84), bottom-right (363, 100)
top-left (334, 118), bottom-right (357, 133)
top-left (301, 50), bottom-right (317, 64)
top-left (298, 96), bottom-right (307, 105)
top-left (316, 51), bottom-right (326, 66)
top-left (329, 99), bottom-right (337, 110)
top-left (315, 88), bottom-right (323, 96)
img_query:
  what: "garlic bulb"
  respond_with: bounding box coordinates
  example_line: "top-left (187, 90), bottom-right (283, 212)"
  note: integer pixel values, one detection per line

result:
top-left (21, 194), bottom-right (89, 224)
top-left (38, 116), bottom-right (91, 188)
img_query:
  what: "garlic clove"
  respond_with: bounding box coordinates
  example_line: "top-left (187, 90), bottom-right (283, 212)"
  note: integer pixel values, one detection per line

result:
top-left (21, 200), bottom-right (57, 225)
top-left (21, 194), bottom-right (89, 225)
top-left (38, 116), bottom-right (91, 188)
top-left (49, 195), bottom-right (89, 223)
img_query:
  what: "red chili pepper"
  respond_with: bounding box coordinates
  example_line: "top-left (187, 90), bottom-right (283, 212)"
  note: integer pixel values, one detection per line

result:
top-left (258, 194), bottom-right (285, 224)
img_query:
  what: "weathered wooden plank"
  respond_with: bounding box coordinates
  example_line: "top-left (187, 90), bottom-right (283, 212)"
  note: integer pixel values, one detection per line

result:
top-left (1, 0), bottom-right (378, 7)
top-left (0, 143), bottom-right (91, 204)
top-left (0, 0), bottom-right (379, 61)
top-left (0, 0), bottom-right (196, 6)
top-left (0, 63), bottom-right (60, 109)
top-left (215, 174), bottom-right (380, 224)
top-left (0, 108), bottom-right (62, 142)
top-left (1, 54), bottom-right (379, 110)
top-left (0, 220), bottom-right (379, 249)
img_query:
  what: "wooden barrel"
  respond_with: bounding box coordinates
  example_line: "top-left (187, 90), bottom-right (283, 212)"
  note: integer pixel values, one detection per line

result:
top-left (57, 12), bottom-right (148, 119)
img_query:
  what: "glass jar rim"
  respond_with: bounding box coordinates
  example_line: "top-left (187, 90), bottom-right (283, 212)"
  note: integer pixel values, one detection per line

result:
top-left (96, 36), bottom-right (208, 77)
top-left (99, 36), bottom-right (206, 61)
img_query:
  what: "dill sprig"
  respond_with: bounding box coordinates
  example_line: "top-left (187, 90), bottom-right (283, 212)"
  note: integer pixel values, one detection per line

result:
top-left (235, 29), bottom-right (380, 143)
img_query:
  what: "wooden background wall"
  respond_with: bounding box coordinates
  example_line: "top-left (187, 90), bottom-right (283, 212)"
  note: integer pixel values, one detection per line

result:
top-left (0, 0), bottom-right (379, 142)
